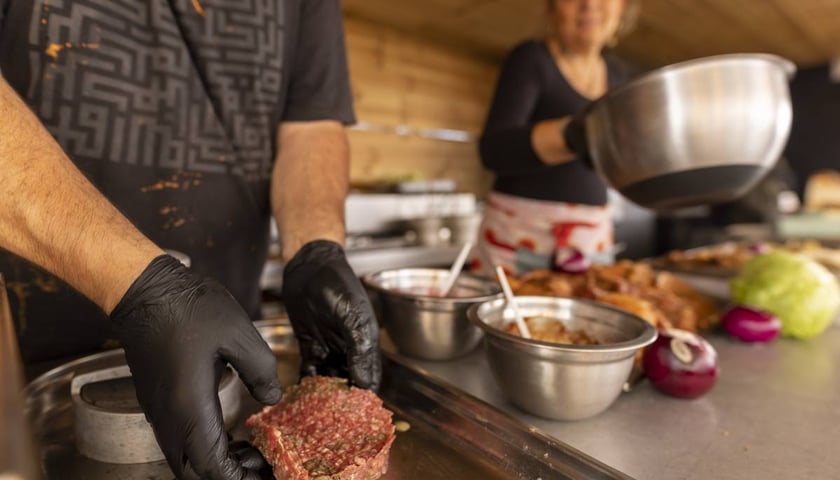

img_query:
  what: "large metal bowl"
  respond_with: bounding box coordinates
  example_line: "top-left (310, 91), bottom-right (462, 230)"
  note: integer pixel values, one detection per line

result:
top-left (586, 53), bottom-right (795, 210)
top-left (364, 268), bottom-right (502, 361)
top-left (469, 296), bottom-right (657, 420)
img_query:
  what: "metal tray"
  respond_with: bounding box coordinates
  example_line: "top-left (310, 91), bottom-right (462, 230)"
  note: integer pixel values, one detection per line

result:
top-left (25, 320), bottom-right (632, 480)
top-left (644, 251), bottom-right (740, 279)
top-left (648, 240), bottom-right (840, 279)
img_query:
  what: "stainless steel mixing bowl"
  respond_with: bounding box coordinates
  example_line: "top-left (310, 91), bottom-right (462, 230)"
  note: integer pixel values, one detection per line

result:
top-left (469, 296), bottom-right (657, 420)
top-left (364, 268), bottom-right (502, 361)
top-left (585, 53), bottom-right (795, 210)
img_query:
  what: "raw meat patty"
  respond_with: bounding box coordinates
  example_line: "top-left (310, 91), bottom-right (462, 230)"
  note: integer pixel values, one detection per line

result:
top-left (247, 376), bottom-right (395, 480)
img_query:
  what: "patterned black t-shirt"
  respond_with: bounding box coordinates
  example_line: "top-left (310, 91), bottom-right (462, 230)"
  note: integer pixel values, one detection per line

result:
top-left (0, 0), bottom-right (354, 365)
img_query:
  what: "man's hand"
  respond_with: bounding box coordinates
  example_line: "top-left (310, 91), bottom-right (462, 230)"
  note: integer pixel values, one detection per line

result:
top-left (271, 121), bottom-right (379, 388)
top-left (111, 255), bottom-right (281, 480)
top-left (281, 240), bottom-right (381, 390)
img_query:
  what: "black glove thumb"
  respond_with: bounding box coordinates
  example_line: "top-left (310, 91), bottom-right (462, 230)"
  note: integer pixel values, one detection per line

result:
top-left (230, 441), bottom-right (272, 477)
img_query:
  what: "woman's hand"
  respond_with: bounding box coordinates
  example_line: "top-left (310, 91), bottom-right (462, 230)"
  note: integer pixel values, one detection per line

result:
top-left (532, 117), bottom-right (579, 166)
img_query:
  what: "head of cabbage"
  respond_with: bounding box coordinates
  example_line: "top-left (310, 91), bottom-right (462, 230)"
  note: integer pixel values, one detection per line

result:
top-left (730, 251), bottom-right (840, 339)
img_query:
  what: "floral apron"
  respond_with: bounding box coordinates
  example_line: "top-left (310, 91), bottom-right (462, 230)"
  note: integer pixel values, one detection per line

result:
top-left (472, 191), bottom-right (614, 276)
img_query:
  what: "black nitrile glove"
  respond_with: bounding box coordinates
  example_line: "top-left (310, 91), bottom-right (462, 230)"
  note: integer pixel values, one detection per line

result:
top-left (111, 255), bottom-right (281, 480)
top-left (230, 441), bottom-right (272, 479)
top-left (562, 109), bottom-right (593, 169)
top-left (281, 240), bottom-right (381, 390)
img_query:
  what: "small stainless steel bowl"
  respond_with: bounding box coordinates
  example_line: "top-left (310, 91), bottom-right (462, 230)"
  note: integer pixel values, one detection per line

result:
top-left (469, 296), bottom-right (657, 420)
top-left (364, 268), bottom-right (502, 361)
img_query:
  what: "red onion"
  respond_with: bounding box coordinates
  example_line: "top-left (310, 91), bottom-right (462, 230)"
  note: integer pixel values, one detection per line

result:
top-left (748, 242), bottom-right (771, 255)
top-left (642, 329), bottom-right (718, 399)
top-left (553, 247), bottom-right (591, 274)
top-left (721, 305), bottom-right (781, 342)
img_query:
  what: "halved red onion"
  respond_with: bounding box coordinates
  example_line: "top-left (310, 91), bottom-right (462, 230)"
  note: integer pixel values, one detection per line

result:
top-left (553, 247), bottom-right (591, 274)
top-left (721, 305), bottom-right (781, 343)
top-left (642, 329), bottom-right (718, 399)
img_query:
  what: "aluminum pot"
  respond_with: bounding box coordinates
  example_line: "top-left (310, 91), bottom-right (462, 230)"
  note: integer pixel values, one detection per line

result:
top-left (585, 53), bottom-right (796, 210)
top-left (469, 296), bottom-right (657, 420)
top-left (364, 268), bottom-right (502, 360)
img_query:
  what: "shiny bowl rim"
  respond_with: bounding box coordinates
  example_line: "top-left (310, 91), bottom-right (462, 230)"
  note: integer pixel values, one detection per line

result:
top-left (590, 53), bottom-right (795, 114)
top-left (363, 267), bottom-right (503, 304)
top-left (468, 295), bottom-right (658, 354)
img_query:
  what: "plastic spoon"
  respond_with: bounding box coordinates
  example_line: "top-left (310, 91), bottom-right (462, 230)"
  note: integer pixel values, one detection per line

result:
top-left (440, 241), bottom-right (473, 296)
top-left (494, 266), bottom-right (532, 339)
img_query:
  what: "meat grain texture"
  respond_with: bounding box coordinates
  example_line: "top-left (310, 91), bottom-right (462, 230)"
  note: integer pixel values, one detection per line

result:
top-left (247, 376), bottom-right (395, 480)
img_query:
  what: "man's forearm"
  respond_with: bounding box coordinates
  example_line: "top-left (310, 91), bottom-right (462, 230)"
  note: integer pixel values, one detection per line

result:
top-left (0, 77), bottom-right (163, 313)
top-left (272, 121), bottom-right (348, 262)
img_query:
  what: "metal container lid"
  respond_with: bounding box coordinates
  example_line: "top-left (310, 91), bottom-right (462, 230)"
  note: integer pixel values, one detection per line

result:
top-left (70, 364), bottom-right (241, 464)
top-left (25, 348), bottom-right (243, 468)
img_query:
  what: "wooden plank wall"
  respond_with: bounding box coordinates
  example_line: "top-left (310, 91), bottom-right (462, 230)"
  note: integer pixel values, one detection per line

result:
top-left (344, 0), bottom-right (840, 70)
top-left (343, 16), bottom-right (498, 197)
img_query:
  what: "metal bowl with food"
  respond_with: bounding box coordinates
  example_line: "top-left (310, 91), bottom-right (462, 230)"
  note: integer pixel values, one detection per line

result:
top-left (363, 268), bottom-right (502, 361)
top-left (585, 53), bottom-right (795, 210)
top-left (469, 296), bottom-right (657, 421)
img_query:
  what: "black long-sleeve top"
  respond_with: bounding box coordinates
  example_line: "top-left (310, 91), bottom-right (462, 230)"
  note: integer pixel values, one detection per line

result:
top-left (479, 41), bottom-right (628, 205)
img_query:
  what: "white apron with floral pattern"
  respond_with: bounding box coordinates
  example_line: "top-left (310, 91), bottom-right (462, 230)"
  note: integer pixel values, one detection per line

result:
top-left (472, 191), bottom-right (614, 276)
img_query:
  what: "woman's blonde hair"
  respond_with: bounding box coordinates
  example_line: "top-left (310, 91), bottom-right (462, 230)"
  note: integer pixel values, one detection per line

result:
top-left (615, 0), bottom-right (641, 40)
top-left (545, 0), bottom-right (641, 45)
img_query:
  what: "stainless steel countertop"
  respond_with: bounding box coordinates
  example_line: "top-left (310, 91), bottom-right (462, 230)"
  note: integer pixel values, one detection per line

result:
top-left (397, 327), bottom-right (840, 480)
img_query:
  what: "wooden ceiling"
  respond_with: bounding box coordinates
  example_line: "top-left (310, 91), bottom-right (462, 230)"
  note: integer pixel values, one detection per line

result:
top-left (343, 0), bottom-right (840, 68)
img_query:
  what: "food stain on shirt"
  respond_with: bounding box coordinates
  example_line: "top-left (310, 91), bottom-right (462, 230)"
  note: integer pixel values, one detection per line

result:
top-left (142, 180), bottom-right (180, 192)
top-left (45, 42), bottom-right (99, 62)
top-left (44, 43), bottom-right (63, 60)
top-left (39, 1), bottom-right (51, 36)
top-left (192, 0), bottom-right (206, 16)
top-left (163, 218), bottom-right (187, 230)
top-left (159, 205), bottom-right (185, 229)
top-left (142, 171), bottom-right (203, 192)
